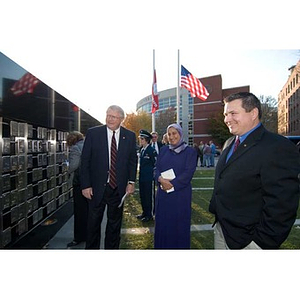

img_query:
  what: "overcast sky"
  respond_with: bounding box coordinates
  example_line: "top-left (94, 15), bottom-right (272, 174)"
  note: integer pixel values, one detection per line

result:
top-left (1, 2), bottom-right (299, 124)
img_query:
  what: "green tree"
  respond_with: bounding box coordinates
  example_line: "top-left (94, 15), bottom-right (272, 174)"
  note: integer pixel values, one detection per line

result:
top-left (208, 111), bottom-right (232, 147)
top-left (259, 95), bottom-right (278, 133)
top-left (154, 107), bottom-right (176, 138)
top-left (122, 111), bottom-right (151, 140)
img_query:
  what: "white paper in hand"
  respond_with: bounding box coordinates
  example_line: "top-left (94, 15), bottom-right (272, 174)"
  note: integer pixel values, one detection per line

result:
top-left (161, 168), bottom-right (176, 193)
top-left (118, 192), bottom-right (129, 208)
top-left (161, 168), bottom-right (176, 180)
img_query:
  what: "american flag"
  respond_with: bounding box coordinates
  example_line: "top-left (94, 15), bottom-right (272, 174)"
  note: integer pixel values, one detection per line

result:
top-left (11, 72), bottom-right (39, 96)
top-left (181, 65), bottom-right (209, 101)
top-left (151, 69), bottom-right (159, 113)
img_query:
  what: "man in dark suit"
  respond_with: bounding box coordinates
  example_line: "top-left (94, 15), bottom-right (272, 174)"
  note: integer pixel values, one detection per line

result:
top-left (209, 92), bottom-right (300, 249)
top-left (136, 130), bottom-right (157, 222)
top-left (81, 105), bottom-right (137, 249)
top-left (150, 131), bottom-right (163, 154)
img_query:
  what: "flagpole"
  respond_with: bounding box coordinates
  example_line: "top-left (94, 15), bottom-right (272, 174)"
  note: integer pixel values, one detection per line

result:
top-left (176, 49), bottom-right (180, 124)
top-left (152, 49), bottom-right (155, 132)
top-left (78, 108), bottom-right (81, 132)
top-left (51, 89), bottom-right (55, 128)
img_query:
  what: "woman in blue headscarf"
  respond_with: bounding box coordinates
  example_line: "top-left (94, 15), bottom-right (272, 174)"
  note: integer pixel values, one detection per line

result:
top-left (154, 123), bottom-right (197, 249)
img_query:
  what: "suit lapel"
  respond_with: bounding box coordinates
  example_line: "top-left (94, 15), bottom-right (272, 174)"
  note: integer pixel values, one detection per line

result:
top-left (117, 127), bottom-right (127, 155)
top-left (218, 125), bottom-right (265, 173)
top-left (217, 136), bottom-right (234, 171)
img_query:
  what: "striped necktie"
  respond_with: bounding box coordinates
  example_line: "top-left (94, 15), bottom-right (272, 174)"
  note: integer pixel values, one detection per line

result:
top-left (109, 131), bottom-right (117, 189)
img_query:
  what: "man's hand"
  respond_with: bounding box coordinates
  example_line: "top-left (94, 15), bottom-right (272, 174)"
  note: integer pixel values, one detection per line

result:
top-left (126, 183), bottom-right (135, 195)
top-left (82, 187), bottom-right (93, 199)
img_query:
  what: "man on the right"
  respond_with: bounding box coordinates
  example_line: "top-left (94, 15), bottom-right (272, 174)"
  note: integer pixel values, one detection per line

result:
top-left (209, 92), bottom-right (300, 249)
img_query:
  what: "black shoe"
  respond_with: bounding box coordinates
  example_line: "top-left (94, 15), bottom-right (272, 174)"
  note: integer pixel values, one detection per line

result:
top-left (136, 214), bottom-right (145, 220)
top-left (67, 240), bottom-right (81, 247)
top-left (141, 216), bottom-right (153, 222)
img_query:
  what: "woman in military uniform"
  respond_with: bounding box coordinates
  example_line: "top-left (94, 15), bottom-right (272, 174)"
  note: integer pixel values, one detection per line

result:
top-left (137, 130), bottom-right (157, 222)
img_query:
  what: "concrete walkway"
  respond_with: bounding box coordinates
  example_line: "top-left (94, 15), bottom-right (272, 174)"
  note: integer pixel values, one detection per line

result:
top-left (121, 219), bottom-right (300, 235)
top-left (45, 212), bottom-right (300, 249)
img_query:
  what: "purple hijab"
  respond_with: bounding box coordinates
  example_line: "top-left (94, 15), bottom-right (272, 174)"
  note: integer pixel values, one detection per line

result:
top-left (167, 123), bottom-right (188, 153)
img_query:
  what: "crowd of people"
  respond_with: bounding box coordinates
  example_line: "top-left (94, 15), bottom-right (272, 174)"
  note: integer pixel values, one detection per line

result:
top-left (65, 92), bottom-right (300, 250)
top-left (193, 140), bottom-right (217, 168)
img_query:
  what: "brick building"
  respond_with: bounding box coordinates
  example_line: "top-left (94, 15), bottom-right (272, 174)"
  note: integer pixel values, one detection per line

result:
top-left (278, 60), bottom-right (300, 136)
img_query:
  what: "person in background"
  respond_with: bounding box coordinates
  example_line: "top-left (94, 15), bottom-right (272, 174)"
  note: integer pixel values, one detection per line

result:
top-left (198, 141), bottom-right (204, 167)
top-left (209, 140), bottom-right (216, 167)
top-left (193, 142), bottom-right (201, 167)
top-left (136, 130), bottom-right (157, 222)
top-left (80, 105), bottom-right (137, 249)
top-left (203, 142), bottom-right (211, 167)
top-left (66, 131), bottom-right (88, 248)
top-left (209, 92), bottom-right (300, 249)
top-left (154, 123), bottom-right (197, 249)
top-left (150, 131), bottom-right (163, 154)
top-left (162, 133), bottom-right (169, 145)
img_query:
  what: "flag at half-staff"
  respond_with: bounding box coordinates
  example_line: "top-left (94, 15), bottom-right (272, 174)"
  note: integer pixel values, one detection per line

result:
top-left (151, 69), bottom-right (159, 113)
top-left (180, 65), bottom-right (209, 101)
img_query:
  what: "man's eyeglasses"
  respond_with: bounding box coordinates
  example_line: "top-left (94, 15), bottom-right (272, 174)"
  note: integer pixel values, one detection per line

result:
top-left (107, 114), bottom-right (120, 120)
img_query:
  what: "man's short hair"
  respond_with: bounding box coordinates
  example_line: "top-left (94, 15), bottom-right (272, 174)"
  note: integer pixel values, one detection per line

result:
top-left (223, 92), bottom-right (262, 119)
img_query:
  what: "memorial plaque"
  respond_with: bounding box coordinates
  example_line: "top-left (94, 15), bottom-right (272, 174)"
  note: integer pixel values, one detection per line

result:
top-left (37, 127), bottom-right (42, 139)
top-left (17, 139), bottom-right (26, 154)
top-left (1, 228), bottom-right (11, 247)
top-left (10, 121), bottom-right (18, 136)
top-left (48, 153), bottom-right (55, 165)
top-left (2, 156), bottom-right (11, 172)
top-left (32, 140), bottom-right (38, 153)
top-left (18, 123), bottom-right (26, 137)
top-left (27, 155), bottom-right (33, 169)
top-left (18, 188), bottom-right (27, 203)
top-left (42, 153), bottom-right (47, 166)
top-left (27, 184), bottom-right (33, 199)
top-left (17, 218), bottom-right (27, 236)
top-left (27, 140), bottom-right (33, 153)
top-left (2, 192), bottom-right (11, 210)
top-left (42, 128), bottom-right (47, 139)
top-left (18, 203), bottom-right (26, 219)
top-left (17, 171), bottom-right (27, 189)
top-left (50, 129), bottom-right (56, 140)
top-left (18, 155), bottom-right (26, 171)
top-left (37, 154), bottom-right (43, 167)
top-left (2, 174), bottom-right (11, 192)
top-left (27, 124), bottom-right (33, 138)
top-left (10, 189), bottom-right (19, 207)
top-left (10, 155), bottom-right (18, 171)
top-left (11, 206), bottom-right (19, 223)
top-left (2, 138), bottom-right (11, 155)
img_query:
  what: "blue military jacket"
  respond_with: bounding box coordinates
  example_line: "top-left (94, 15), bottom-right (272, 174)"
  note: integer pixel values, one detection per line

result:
top-left (139, 144), bottom-right (157, 182)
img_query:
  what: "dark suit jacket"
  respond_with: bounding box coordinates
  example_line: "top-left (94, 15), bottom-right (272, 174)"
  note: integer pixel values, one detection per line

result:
top-left (80, 125), bottom-right (137, 205)
top-left (209, 124), bottom-right (300, 249)
top-left (151, 141), bottom-right (163, 153)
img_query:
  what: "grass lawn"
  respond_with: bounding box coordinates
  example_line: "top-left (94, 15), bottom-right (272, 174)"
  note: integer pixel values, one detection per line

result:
top-left (120, 168), bottom-right (300, 250)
